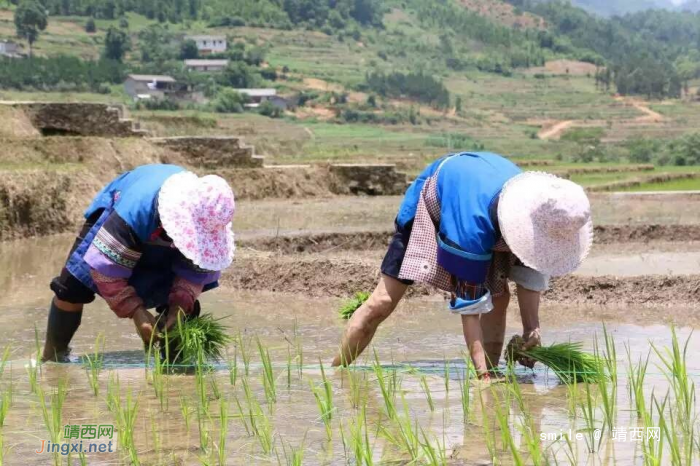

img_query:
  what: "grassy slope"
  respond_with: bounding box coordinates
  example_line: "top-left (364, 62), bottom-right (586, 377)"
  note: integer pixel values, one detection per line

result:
top-left (1, 3), bottom-right (700, 189)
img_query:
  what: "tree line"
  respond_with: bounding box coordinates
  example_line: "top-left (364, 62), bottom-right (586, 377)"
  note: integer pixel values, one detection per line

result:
top-left (509, 0), bottom-right (700, 98)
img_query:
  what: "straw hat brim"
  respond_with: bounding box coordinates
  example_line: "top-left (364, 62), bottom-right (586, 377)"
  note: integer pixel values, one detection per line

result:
top-left (497, 172), bottom-right (593, 277)
top-left (158, 171), bottom-right (235, 272)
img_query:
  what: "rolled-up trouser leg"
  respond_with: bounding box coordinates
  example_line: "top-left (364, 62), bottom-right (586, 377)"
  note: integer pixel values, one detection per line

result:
top-left (480, 292), bottom-right (510, 369)
top-left (42, 300), bottom-right (83, 362)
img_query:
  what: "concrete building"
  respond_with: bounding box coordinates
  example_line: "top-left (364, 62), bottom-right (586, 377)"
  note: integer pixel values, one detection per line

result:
top-left (185, 59), bottom-right (229, 73)
top-left (235, 89), bottom-right (287, 110)
top-left (186, 35), bottom-right (227, 55)
top-left (124, 74), bottom-right (181, 100)
top-left (0, 40), bottom-right (21, 58)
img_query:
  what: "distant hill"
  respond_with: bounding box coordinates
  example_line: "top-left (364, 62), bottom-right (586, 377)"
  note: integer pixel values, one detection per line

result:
top-left (552, 0), bottom-right (678, 16)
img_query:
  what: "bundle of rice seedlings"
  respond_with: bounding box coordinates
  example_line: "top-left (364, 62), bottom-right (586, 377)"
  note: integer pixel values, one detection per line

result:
top-left (338, 291), bottom-right (371, 320)
top-left (505, 336), bottom-right (604, 385)
top-left (162, 313), bottom-right (232, 366)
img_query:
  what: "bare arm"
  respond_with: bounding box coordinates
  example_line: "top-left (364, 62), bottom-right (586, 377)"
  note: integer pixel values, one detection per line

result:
top-left (332, 275), bottom-right (407, 367)
top-left (516, 284), bottom-right (541, 349)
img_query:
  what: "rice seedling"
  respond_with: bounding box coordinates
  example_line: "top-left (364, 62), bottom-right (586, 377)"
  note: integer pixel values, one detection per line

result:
top-left (380, 398), bottom-right (421, 462)
top-left (210, 375), bottom-right (222, 400)
top-left (625, 344), bottom-right (650, 419)
top-left (237, 331), bottom-right (251, 376)
top-left (0, 432), bottom-right (9, 466)
top-left (278, 435), bottom-right (306, 466)
top-left (419, 375), bottom-right (435, 412)
top-left (506, 373), bottom-right (545, 465)
top-left (197, 403), bottom-right (212, 455)
top-left (565, 367), bottom-right (579, 419)
top-left (0, 386), bottom-right (11, 427)
top-left (195, 350), bottom-right (210, 411)
top-left (120, 390), bottom-right (140, 465)
top-left (233, 393), bottom-right (250, 436)
top-left (163, 313), bottom-right (232, 366)
top-left (37, 379), bottom-right (67, 445)
top-left (341, 405), bottom-right (375, 466)
top-left (310, 359), bottom-right (334, 440)
top-left (180, 396), bottom-right (193, 433)
top-left (372, 351), bottom-right (397, 419)
top-left (257, 338), bottom-right (277, 404)
top-left (477, 390), bottom-right (497, 464)
top-left (227, 346), bottom-right (238, 387)
top-left (338, 291), bottom-right (371, 320)
top-left (641, 391), bottom-right (664, 466)
top-left (293, 320), bottom-right (303, 379)
top-left (657, 389), bottom-right (692, 466)
top-left (506, 337), bottom-right (604, 385)
top-left (652, 327), bottom-right (696, 437)
top-left (458, 355), bottom-right (475, 423)
top-left (216, 398), bottom-right (229, 466)
top-left (594, 328), bottom-right (617, 435)
top-left (419, 426), bottom-right (448, 466)
top-left (242, 379), bottom-right (275, 454)
top-left (27, 326), bottom-right (41, 394)
top-left (0, 346), bottom-right (10, 382)
top-left (81, 334), bottom-right (105, 397)
top-left (491, 386), bottom-right (524, 466)
top-left (149, 413), bottom-right (162, 465)
top-left (578, 381), bottom-right (601, 453)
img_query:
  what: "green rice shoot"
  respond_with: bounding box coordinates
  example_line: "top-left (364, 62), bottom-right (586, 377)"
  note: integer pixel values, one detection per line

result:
top-left (163, 313), bottom-right (233, 366)
top-left (506, 337), bottom-right (604, 385)
top-left (338, 292), bottom-right (371, 320)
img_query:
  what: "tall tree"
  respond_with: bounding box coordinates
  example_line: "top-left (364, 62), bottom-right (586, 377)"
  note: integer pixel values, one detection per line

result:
top-left (103, 26), bottom-right (130, 61)
top-left (14, 1), bottom-right (48, 57)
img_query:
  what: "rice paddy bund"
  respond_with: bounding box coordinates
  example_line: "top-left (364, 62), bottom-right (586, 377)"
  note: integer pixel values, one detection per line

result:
top-left (0, 288), bottom-right (697, 466)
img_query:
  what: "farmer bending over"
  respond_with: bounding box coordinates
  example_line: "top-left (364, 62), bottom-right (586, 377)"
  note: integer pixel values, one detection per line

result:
top-left (43, 164), bottom-right (236, 362)
top-left (333, 152), bottom-right (593, 379)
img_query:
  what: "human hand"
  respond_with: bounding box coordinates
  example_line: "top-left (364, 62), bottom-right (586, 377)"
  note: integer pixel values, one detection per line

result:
top-left (164, 306), bottom-right (188, 333)
top-left (518, 328), bottom-right (541, 368)
top-left (133, 308), bottom-right (158, 346)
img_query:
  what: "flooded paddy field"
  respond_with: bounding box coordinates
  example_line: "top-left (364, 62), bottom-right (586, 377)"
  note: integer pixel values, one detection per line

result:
top-left (0, 193), bottom-right (699, 465)
top-left (1, 290), bottom-right (699, 465)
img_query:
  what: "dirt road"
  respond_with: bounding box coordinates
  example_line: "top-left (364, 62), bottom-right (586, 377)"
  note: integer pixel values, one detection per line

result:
top-left (538, 120), bottom-right (574, 140)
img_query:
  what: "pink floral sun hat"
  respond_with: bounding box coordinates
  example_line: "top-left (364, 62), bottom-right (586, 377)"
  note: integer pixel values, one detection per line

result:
top-left (158, 171), bottom-right (235, 271)
top-left (497, 172), bottom-right (593, 277)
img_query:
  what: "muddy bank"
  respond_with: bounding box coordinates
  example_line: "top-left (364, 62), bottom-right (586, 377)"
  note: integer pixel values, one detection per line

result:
top-left (221, 254), bottom-right (700, 307)
top-left (237, 224), bottom-right (700, 254)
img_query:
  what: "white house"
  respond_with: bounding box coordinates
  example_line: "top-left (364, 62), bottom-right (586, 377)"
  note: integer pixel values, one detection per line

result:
top-left (186, 35), bottom-right (227, 55)
top-left (185, 59), bottom-right (229, 73)
top-left (0, 40), bottom-right (21, 58)
top-left (124, 74), bottom-right (180, 100)
top-left (234, 89), bottom-right (288, 110)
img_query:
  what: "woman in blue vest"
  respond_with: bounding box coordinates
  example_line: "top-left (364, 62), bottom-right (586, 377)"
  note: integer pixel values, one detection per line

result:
top-left (42, 164), bottom-right (236, 362)
top-left (332, 152), bottom-right (593, 380)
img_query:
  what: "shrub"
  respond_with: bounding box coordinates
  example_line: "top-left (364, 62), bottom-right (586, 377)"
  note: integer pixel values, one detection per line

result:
top-left (85, 18), bottom-right (96, 33)
top-left (258, 100), bottom-right (282, 118)
top-left (626, 137), bottom-right (661, 163)
top-left (213, 89), bottom-right (248, 113)
top-left (139, 97), bottom-right (180, 111)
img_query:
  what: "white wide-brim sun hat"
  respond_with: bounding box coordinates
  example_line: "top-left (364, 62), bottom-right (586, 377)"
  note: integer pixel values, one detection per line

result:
top-left (498, 172), bottom-right (593, 277)
top-left (158, 171), bottom-right (235, 271)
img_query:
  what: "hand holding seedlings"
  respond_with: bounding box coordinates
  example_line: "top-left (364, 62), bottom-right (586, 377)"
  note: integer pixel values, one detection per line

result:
top-left (133, 307), bottom-right (158, 345)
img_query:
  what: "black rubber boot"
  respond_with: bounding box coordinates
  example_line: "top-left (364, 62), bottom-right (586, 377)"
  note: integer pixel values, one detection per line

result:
top-left (42, 301), bottom-right (82, 363)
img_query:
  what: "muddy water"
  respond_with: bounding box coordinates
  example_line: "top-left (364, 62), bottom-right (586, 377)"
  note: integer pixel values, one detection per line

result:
top-left (1, 234), bottom-right (699, 464)
top-left (577, 251), bottom-right (700, 277)
top-left (1, 285), bottom-right (699, 465)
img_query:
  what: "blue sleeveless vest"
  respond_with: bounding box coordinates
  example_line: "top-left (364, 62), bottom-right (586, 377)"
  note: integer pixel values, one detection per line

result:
top-left (67, 164), bottom-right (218, 309)
top-left (396, 152), bottom-right (521, 283)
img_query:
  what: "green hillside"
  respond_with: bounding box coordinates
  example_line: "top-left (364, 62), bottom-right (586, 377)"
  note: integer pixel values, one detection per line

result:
top-left (0, 0), bottom-right (699, 186)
